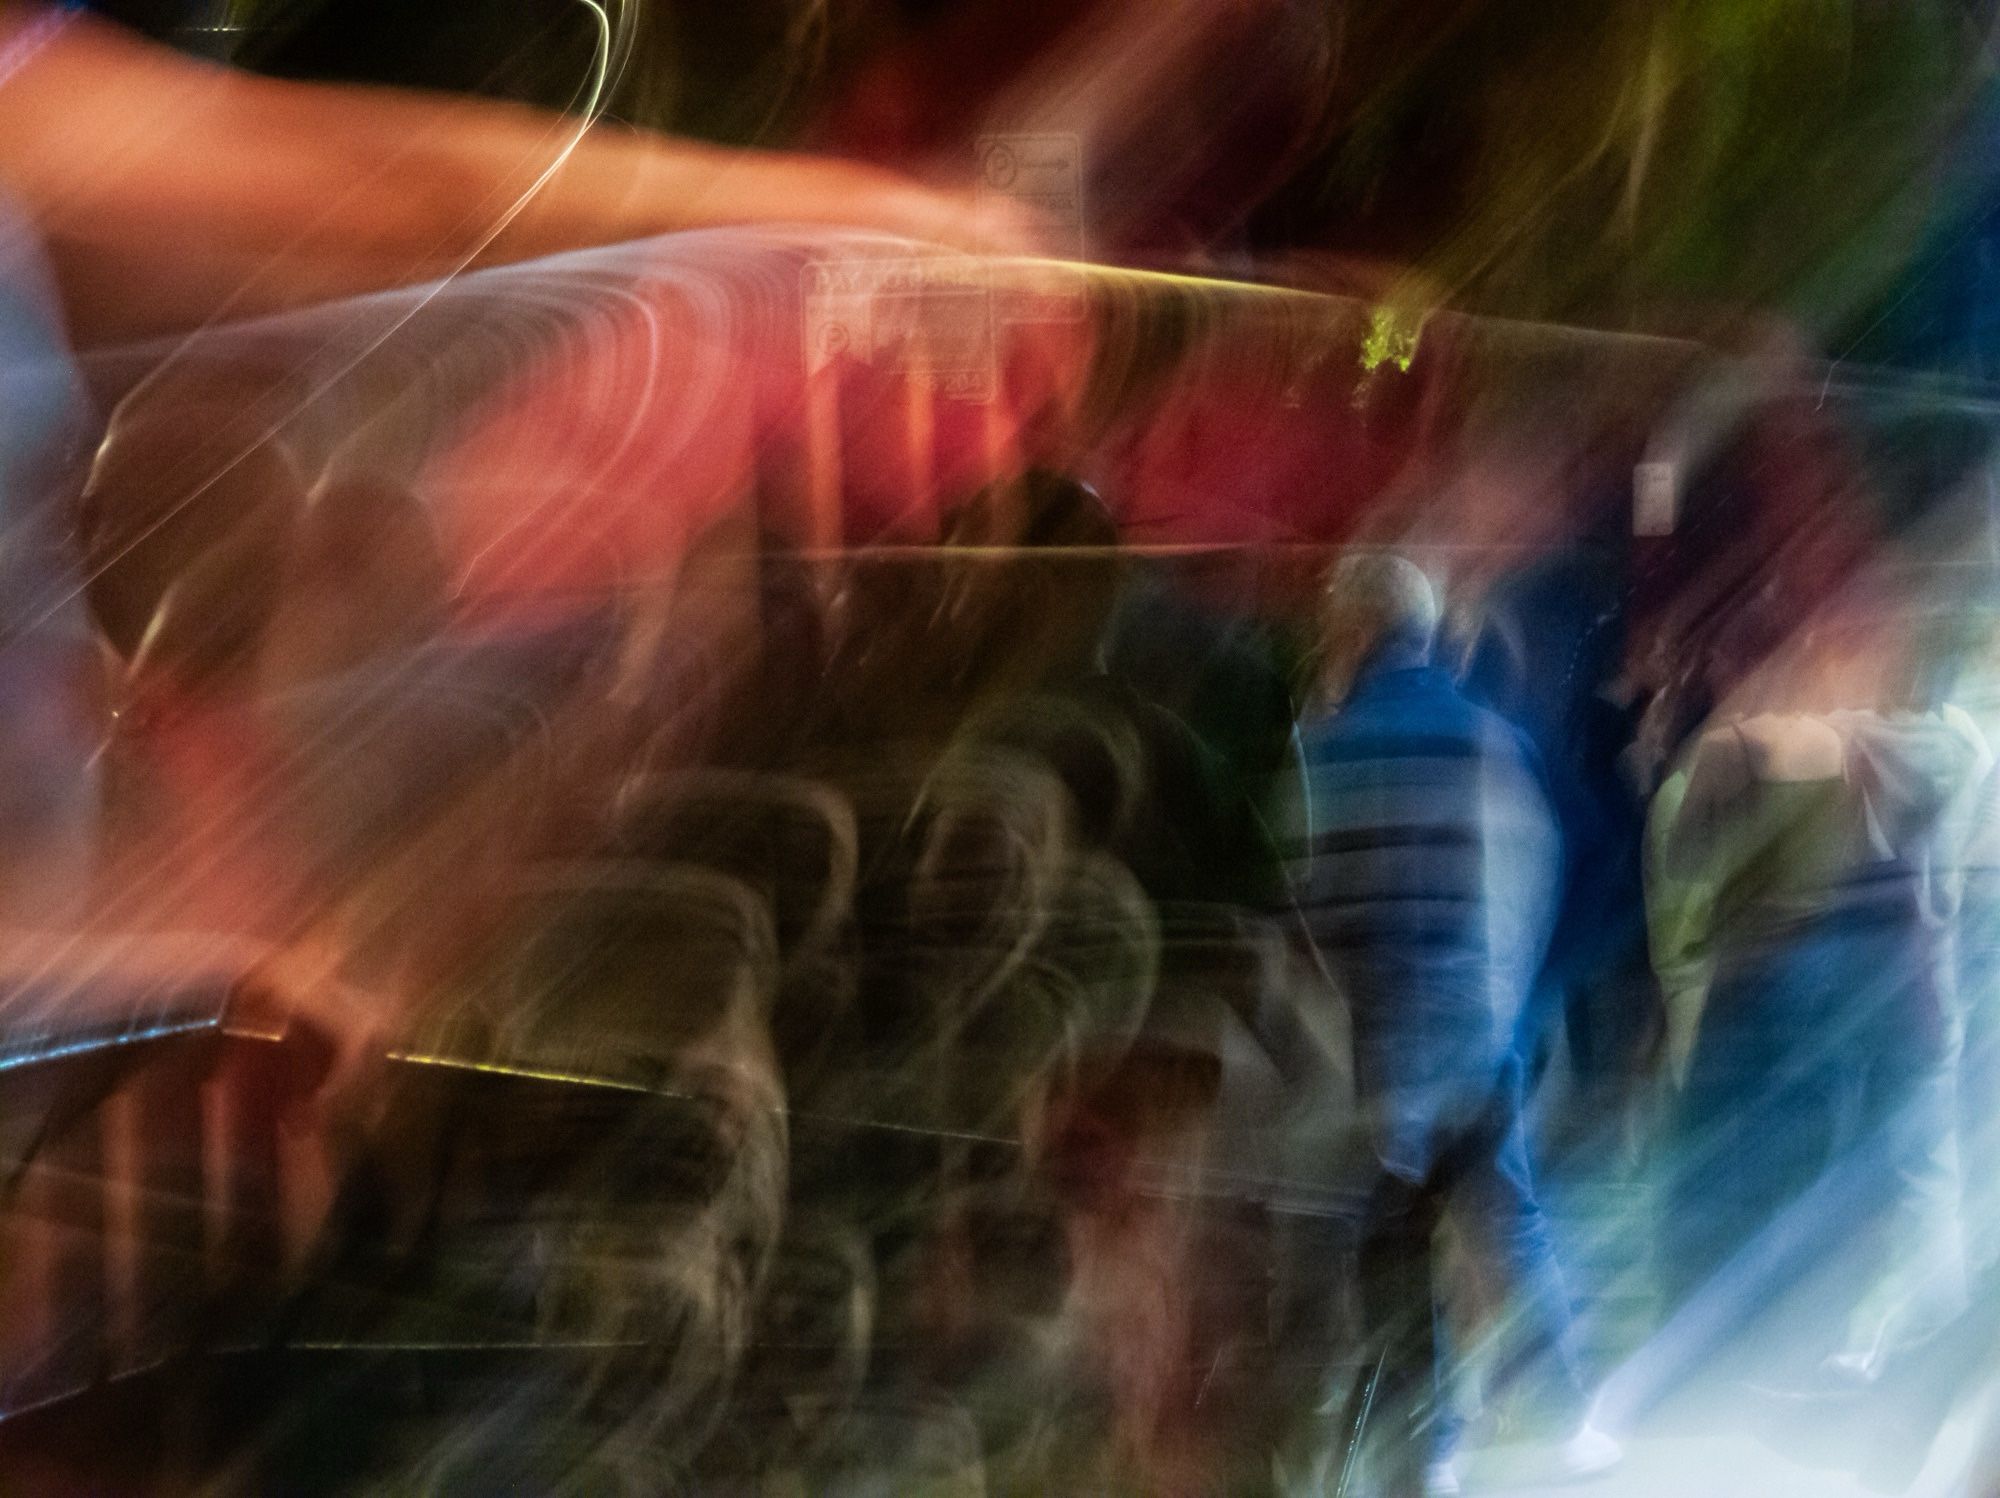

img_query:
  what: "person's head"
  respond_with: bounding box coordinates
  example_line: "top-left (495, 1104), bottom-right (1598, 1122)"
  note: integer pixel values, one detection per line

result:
top-left (939, 469), bottom-right (1123, 690)
top-left (1313, 550), bottom-right (1439, 703)
top-left (80, 387), bottom-right (307, 700)
top-left (1701, 569), bottom-right (1921, 716)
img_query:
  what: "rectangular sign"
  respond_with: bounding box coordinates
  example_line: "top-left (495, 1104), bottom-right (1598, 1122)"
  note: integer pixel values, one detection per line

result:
top-left (803, 257), bottom-right (997, 402)
top-left (1633, 460), bottom-right (1678, 536)
top-left (976, 132), bottom-right (1087, 323)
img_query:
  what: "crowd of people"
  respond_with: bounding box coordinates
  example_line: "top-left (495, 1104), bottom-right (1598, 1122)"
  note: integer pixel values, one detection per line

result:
top-left (28, 399), bottom-right (2000, 1498)
top-left (0, 3), bottom-right (1995, 1494)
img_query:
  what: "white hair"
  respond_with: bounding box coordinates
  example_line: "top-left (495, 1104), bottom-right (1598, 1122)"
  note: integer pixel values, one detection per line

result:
top-left (1320, 551), bottom-right (1439, 661)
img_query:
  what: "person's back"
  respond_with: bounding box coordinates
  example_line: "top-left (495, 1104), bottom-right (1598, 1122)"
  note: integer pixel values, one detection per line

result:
top-left (1464, 543), bottom-right (1656, 1138)
top-left (1297, 654), bottom-right (1560, 1107)
top-left (1653, 708), bottom-right (1984, 1084)
top-left (1675, 712), bottom-right (1975, 947)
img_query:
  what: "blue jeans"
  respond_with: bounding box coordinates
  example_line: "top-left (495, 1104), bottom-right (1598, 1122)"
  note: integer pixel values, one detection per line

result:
top-left (1665, 918), bottom-right (1956, 1317)
top-left (1353, 1055), bottom-right (1586, 1495)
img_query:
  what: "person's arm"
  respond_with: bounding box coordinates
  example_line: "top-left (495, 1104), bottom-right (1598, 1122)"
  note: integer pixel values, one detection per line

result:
top-left (1645, 762), bottom-right (1716, 1087)
top-left (1927, 705), bottom-right (1996, 931)
top-left (0, 7), bottom-right (1034, 344)
top-left (1485, 722), bottom-right (1565, 1035)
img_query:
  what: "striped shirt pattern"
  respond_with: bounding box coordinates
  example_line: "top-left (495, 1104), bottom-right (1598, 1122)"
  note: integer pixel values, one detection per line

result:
top-left (1289, 664), bottom-right (1560, 1089)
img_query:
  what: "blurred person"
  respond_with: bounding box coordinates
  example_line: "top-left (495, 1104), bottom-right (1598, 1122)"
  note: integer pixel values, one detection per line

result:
top-left (78, 384), bottom-right (514, 943)
top-left (78, 378), bottom-right (312, 935)
top-left (1646, 581), bottom-right (1990, 1383)
top-left (1861, 411), bottom-right (2000, 1292)
top-left (949, 470), bottom-right (1295, 916)
top-left (1286, 552), bottom-right (1617, 1498)
top-left (1104, 552), bottom-right (1304, 836)
top-left (894, 472), bottom-right (1312, 1491)
top-left (0, 193), bottom-right (101, 930)
top-left (76, 369), bottom-right (638, 1229)
top-left (1463, 522), bottom-right (1660, 1162)
top-left (939, 470), bottom-right (1324, 1138)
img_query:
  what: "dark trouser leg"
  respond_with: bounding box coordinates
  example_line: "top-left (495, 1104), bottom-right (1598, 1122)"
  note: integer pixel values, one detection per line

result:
top-left (1355, 1165), bottom-right (1449, 1498)
top-left (1446, 1061), bottom-right (1588, 1432)
top-left (1661, 995), bottom-right (1838, 1312)
top-left (1841, 986), bottom-right (1965, 1365)
top-left (1267, 1211), bottom-right (1353, 1493)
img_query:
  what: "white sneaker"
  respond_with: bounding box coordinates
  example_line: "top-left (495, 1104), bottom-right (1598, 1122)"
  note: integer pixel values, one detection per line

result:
top-left (1422, 1457), bottom-right (1463, 1497)
top-left (1818, 1349), bottom-right (1884, 1388)
top-left (1554, 1422), bottom-right (1624, 1480)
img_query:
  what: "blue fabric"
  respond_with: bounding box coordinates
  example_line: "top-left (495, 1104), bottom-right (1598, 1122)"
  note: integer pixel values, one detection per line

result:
top-left (1665, 908), bottom-right (1954, 1304)
top-left (1295, 661), bottom-right (1561, 1167)
top-left (1354, 1057), bottom-right (1586, 1483)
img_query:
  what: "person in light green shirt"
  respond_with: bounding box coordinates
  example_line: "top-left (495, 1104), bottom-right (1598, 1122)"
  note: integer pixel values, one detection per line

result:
top-left (1643, 598), bottom-right (1990, 1380)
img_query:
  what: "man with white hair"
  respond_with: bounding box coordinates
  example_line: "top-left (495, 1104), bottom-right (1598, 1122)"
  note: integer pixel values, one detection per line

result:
top-left (1287, 552), bottom-right (1618, 1497)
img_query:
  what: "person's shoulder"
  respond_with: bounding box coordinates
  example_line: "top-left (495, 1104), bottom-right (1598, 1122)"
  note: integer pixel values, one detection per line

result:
top-left (1729, 712), bottom-right (1844, 782)
top-left (1671, 713), bottom-right (1834, 805)
top-left (1460, 691), bottom-right (1540, 759)
top-left (1294, 703), bottom-right (1347, 750)
top-left (1294, 694), bottom-right (1395, 766)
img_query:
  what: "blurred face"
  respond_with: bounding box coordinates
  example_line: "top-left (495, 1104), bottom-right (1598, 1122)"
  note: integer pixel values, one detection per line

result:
top-left (1311, 624), bottom-right (1364, 706)
top-left (81, 402), bottom-right (304, 697)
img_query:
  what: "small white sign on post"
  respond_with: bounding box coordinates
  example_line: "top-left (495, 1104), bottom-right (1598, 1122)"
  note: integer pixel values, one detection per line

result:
top-left (976, 132), bottom-right (1087, 323)
top-left (1633, 461), bottom-right (1679, 537)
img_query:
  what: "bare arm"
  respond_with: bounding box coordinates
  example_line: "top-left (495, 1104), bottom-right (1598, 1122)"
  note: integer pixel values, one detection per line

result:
top-left (0, 7), bottom-right (1026, 344)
